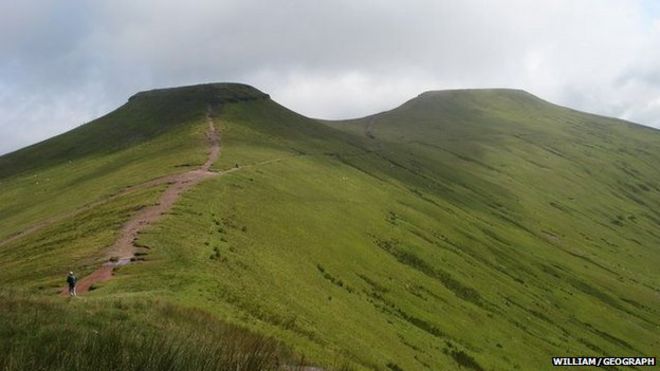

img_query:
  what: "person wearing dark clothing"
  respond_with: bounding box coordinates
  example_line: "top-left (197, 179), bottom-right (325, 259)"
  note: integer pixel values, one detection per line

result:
top-left (67, 272), bottom-right (77, 296)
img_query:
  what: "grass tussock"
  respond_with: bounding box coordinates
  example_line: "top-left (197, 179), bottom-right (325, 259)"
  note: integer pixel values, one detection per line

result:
top-left (0, 292), bottom-right (292, 371)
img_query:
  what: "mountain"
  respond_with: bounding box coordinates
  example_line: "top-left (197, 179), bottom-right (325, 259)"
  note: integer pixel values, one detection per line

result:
top-left (0, 83), bottom-right (658, 370)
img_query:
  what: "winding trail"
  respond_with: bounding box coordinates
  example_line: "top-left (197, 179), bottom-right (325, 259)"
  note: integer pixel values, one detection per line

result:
top-left (365, 116), bottom-right (377, 139)
top-left (0, 172), bottom-right (207, 249)
top-left (62, 108), bottom-right (221, 295)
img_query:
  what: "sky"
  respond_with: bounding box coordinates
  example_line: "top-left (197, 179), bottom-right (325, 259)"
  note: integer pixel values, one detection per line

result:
top-left (1, 0), bottom-right (659, 155)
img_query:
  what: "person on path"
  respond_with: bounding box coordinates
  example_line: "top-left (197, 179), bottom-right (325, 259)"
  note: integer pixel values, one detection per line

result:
top-left (66, 271), bottom-right (77, 296)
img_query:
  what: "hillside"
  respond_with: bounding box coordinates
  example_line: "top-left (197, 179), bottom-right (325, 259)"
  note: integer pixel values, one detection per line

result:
top-left (1, 84), bottom-right (658, 370)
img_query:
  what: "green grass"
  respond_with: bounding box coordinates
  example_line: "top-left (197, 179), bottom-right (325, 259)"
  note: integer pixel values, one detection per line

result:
top-left (0, 291), bottom-right (294, 371)
top-left (0, 83), bottom-right (271, 243)
top-left (1, 85), bottom-right (658, 370)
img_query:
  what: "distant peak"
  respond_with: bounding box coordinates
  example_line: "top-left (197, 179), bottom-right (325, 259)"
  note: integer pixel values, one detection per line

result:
top-left (417, 88), bottom-right (535, 98)
top-left (128, 82), bottom-right (270, 104)
top-left (401, 88), bottom-right (547, 110)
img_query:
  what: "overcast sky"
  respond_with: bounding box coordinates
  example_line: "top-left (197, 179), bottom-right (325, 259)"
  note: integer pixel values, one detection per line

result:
top-left (1, 0), bottom-right (659, 155)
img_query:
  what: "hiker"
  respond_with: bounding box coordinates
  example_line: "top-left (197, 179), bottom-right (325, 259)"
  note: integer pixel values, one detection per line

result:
top-left (66, 271), bottom-right (77, 296)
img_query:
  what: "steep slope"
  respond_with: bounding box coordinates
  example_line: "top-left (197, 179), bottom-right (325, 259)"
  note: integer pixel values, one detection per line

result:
top-left (1, 85), bottom-right (658, 370)
top-left (0, 83), bottom-right (267, 289)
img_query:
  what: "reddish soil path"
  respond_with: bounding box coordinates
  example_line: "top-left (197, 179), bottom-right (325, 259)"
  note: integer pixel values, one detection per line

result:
top-left (0, 170), bottom-right (202, 249)
top-left (0, 176), bottom-right (172, 249)
top-left (61, 109), bottom-right (221, 296)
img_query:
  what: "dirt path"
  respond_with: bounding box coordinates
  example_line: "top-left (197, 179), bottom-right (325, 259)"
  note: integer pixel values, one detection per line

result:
top-left (2, 144), bottom-right (287, 250)
top-left (62, 108), bottom-right (221, 295)
top-left (365, 116), bottom-right (377, 139)
top-left (0, 176), bottom-right (172, 249)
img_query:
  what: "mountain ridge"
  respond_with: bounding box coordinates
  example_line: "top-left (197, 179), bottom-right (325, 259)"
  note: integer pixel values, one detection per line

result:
top-left (1, 81), bottom-right (658, 370)
top-left (2, 83), bottom-right (656, 170)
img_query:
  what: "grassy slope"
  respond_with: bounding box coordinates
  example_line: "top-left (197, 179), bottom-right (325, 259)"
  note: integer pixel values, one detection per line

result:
top-left (0, 292), bottom-right (290, 371)
top-left (1, 86), bottom-right (659, 370)
top-left (92, 91), bottom-right (658, 369)
top-left (0, 83), bottom-right (267, 287)
top-left (0, 84), bottom-right (297, 370)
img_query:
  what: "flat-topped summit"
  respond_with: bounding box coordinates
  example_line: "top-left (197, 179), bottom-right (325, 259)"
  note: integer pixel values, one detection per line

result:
top-left (400, 88), bottom-right (548, 112)
top-left (417, 88), bottom-right (534, 97)
top-left (128, 82), bottom-right (270, 104)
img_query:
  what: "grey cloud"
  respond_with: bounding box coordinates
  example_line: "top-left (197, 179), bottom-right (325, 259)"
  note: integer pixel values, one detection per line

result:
top-left (1, 0), bottom-right (659, 154)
